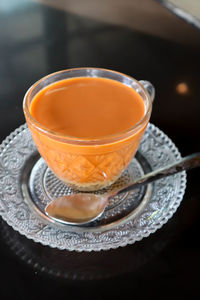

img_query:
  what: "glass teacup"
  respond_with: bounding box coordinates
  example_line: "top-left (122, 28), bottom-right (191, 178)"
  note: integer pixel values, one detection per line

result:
top-left (23, 68), bottom-right (154, 191)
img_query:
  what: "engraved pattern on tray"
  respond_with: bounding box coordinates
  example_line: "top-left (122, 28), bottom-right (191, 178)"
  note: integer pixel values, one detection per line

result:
top-left (0, 124), bottom-right (186, 251)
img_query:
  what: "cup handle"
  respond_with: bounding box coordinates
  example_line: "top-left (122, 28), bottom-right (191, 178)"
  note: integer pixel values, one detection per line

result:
top-left (139, 80), bottom-right (155, 102)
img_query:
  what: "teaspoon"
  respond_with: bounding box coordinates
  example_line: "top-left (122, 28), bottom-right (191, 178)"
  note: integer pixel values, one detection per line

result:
top-left (45, 152), bottom-right (200, 226)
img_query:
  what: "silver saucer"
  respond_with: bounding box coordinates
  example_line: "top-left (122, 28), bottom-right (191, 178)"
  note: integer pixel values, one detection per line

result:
top-left (0, 124), bottom-right (186, 251)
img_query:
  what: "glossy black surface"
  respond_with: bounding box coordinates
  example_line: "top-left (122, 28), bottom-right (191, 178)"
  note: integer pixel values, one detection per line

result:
top-left (0, 1), bottom-right (200, 299)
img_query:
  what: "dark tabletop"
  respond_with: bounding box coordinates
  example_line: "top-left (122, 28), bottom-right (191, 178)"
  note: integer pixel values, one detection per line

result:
top-left (0, 1), bottom-right (200, 299)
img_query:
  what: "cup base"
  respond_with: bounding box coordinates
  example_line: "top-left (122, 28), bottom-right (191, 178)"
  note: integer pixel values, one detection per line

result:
top-left (58, 174), bottom-right (121, 192)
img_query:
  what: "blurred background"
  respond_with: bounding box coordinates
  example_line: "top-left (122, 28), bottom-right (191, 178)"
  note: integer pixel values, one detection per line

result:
top-left (0, 0), bottom-right (200, 299)
top-left (0, 0), bottom-right (200, 152)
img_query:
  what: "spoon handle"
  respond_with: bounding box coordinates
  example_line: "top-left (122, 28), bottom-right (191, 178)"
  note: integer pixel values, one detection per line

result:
top-left (116, 152), bottom-right (200, 195)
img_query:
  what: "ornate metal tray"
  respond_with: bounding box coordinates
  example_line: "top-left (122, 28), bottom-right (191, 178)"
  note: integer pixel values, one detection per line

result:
top-left (0, 124), bottom-right (186, 252)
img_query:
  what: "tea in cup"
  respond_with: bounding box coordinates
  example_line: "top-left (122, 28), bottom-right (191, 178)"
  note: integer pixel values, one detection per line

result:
top-left (23, 68), bottom-right (153, 191)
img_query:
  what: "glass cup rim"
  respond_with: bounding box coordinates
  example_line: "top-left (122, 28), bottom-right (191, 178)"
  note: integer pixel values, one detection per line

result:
top-left (23, 67), bottom-right (152, 145)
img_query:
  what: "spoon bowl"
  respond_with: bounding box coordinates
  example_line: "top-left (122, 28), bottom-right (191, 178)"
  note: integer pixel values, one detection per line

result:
top-left (45, 193), bottom-right (108, 225)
